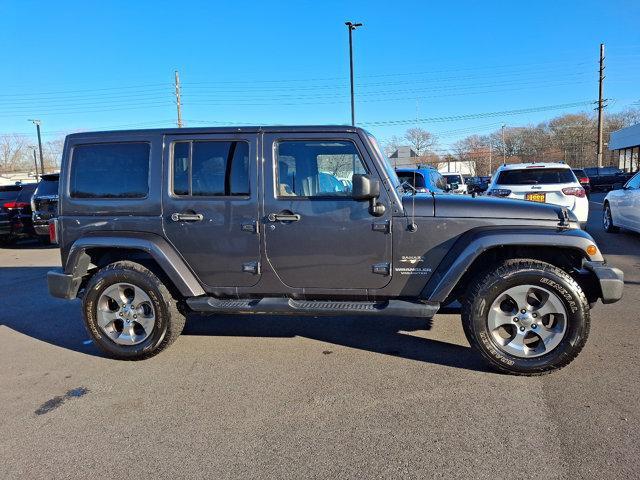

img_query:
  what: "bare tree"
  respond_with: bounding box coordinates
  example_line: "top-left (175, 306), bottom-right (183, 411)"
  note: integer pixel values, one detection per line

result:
top-left (0, 134), bottom-right (30, 173)
top-left (404, 127), bottom-right (436, 156)
top-left (383, 135), bottom-right (403, 157)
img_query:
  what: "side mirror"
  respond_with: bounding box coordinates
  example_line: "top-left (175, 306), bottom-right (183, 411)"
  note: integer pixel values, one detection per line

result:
top-left (352, 174), bottom-right (380, 200)
top-left (450, 182), bottom-right (459, 191)
top-left (352, 174), bottom-right (385, 217)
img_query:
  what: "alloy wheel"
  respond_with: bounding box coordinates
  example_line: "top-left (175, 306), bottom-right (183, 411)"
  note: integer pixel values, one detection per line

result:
top-left (487, 284), bottom-right (567, 358)
top-left (97, 283), bottom-right (156, 345)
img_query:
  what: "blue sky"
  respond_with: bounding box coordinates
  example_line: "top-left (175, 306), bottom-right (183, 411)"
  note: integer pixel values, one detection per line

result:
top-left (2, 0), bottom-right (639, 150)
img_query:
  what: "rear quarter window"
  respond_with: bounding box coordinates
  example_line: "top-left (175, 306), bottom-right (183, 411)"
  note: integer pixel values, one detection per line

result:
top-left (35, 177), bottom-right (59, 196)
top-left (496, 168), bottom-right (577, 185)
top-left (397, 172), bottom-right (426, 189)
top-left (70, 143), bottom-right (150, 198)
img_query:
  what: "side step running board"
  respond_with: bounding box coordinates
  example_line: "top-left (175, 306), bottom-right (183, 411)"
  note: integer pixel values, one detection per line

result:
top-left (186, 297), bottom-right (440, 318)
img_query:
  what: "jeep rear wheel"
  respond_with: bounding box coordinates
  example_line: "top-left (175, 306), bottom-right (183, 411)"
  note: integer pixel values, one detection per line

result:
top-left (82, 261), bottom-right (186, 360)
top-left (462, 259), bottom-right (590, 375)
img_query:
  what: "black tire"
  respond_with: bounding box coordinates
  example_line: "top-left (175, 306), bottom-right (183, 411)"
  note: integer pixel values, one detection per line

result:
top-left (603, 203), bottom-right (620, 233)
top-left (82, 261), bottom-right (186, 360)
top-left (461, 259), bottom-right (590, 376)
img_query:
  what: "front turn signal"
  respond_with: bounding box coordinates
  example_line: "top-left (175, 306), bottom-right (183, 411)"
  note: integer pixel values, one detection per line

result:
top-left (586, 245), bottom-right (598, 256)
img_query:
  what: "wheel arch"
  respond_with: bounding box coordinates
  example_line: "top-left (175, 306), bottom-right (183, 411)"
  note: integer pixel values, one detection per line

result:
top-left (422, 228), bottom-right (603, 304)
top-left (64, 233), bottom-right (205, 298)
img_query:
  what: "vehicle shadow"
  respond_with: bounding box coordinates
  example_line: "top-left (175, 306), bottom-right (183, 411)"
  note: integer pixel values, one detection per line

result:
top-left (182, 312), bottom-right (488, 372)
top-left (0, 267), bottom-right (487, 373)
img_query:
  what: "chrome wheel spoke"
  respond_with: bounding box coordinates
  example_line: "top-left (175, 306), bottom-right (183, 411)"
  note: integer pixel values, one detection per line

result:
top-left (505, 331), bottom-right (527, 353)
top-left (97, 310), bottom-right (117, 329)
top-left (102, 284), bottom-right (127, 306)
top-left (119, 323), bottom-right (137, 344)
top-left (487, 305), bottom-right (514, 330)
top-left (136, 309), bottom-right (155, 335)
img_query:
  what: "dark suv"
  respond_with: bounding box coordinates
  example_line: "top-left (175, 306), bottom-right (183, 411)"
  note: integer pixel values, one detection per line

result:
top-left (31, 173), bottom-right (59, 243)
top-left (48, 126), bottom-right (623, 375)
top-left (0, 182), bottom-right (37, 245)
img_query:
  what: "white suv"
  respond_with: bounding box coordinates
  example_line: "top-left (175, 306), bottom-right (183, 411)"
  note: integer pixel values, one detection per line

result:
top-left (440, 172), bottom-right (468, 194)
top-left (486, 163), bottom-right (588, 224)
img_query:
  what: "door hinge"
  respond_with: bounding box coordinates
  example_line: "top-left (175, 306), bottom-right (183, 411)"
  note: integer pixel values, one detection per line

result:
top-left (372, 220), bottom-right (390, 233)
top-left (241, 221), bottom-right (259, 234)
top-left (372, 262), bottom-right (390, 275)
top-left (242, 261), bottom-right (261, 274)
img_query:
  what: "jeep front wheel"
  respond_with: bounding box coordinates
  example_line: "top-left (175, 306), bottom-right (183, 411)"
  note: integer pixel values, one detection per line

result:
top-left (82, 261), bottom-right (186, 360)
top-left (462, 259), bottom-right (590, 375)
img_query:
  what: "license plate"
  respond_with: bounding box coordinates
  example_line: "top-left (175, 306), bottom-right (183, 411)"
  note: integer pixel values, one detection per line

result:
top-left (525, 192), bottom-right (546, 203)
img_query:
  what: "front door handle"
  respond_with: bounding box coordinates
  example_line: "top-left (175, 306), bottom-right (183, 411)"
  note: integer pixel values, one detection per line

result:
top-left (171, 212), bottom-right (204, 222)
top-left (267, 212), bottom-right (301, 222)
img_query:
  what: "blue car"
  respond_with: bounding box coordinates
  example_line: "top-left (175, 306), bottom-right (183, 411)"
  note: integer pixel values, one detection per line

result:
top-left (395, 168), bottom-right (448, 194)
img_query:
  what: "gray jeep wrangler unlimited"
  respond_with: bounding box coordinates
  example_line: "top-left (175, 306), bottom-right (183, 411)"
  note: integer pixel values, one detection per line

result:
top-left (48, 126), bottom-right (623, 375)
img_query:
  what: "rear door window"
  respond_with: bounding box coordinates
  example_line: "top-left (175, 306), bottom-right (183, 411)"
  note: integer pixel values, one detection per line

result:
top-left (496, 168), bottom-right (577, 185)
top-left (172, 140), bottom-right (250, 197)
top-left (70, 143), bottom-right (150, 198)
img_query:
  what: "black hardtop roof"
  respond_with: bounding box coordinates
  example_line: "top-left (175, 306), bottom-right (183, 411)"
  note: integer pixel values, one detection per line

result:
top-left (66, 125), bottom-right (367, 140)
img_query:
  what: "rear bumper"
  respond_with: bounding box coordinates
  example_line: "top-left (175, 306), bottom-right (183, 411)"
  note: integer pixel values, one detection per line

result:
top-left (47, 269), bottom-right (82, 299)
top-left (583, 261), bottom-right (624, 304)
top-left (34, 224), bottom-right (50, 236)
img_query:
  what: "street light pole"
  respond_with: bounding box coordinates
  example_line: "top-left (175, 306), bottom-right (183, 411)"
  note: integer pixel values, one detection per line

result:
top-left (345, 21), bottom-right (363, 126)
top-left (28, 119), bottom-right (45, 174)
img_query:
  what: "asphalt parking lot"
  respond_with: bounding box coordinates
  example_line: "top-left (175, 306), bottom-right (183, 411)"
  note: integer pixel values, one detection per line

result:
top-left (0, 192), bottom-right (638, 480)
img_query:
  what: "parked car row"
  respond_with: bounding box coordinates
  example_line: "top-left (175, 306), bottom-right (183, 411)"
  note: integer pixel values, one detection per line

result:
top-left (0, 173), bottom-right (59, 246)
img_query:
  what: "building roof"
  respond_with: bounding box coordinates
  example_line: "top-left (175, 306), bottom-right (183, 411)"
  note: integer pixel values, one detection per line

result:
top-left (609, 123), bottom-right (640, 150)
top-left (389, 146), bottom-right (417, 159)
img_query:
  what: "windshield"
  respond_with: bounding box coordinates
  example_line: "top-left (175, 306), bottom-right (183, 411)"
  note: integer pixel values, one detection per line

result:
top-left (496, 168), bottom-right (577, 185)
top-left (367, 133), bottom-right (400, 190)
top-left (444, 174), bottom-right (462, 184)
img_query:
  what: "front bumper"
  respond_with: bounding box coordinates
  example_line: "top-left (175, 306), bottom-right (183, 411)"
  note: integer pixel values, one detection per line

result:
top-left (47, 269), bottom-right (82, 299)
top-left (583, 261), bottom-right (624, 304)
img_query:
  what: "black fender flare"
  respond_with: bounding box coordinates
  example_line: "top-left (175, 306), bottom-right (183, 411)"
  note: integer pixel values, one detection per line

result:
top-left (421, 227), bottom-right (603, 303)
top-left (64, 232), bottom-right (205, 297)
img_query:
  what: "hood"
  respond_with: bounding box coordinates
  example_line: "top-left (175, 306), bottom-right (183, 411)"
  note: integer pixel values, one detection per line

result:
top-left (433, 194), bottom-right (568, 221)
top-left (401, 193), bottom-right (570, 222)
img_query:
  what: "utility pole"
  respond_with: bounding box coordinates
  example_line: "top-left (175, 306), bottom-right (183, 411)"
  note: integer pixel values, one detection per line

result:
top-left (596, 43), bottom-right (605, 168)
top-left (345, 21), bottom-right (363, 126)
top-left (174, 70), bottom-right (183, 128)
top-left (31, 147), bottom-right (39, 181)
top-left (501, 124), bottom-right (506, 164)
top-left (488, 142), bottom-right (492, 175)
top-left (28, 119), bottom-right (45, 175)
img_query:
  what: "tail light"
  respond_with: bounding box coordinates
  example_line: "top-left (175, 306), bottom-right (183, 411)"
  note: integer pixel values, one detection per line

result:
top-left (578, 177), bottom-right (590, 184)
top-left (3, 201), bottom-right (30, 210)
top-left (49, 219), bottom-right (58, 244)
top-left (488, 189), bottom-right (512, 197)
top-left (562, 187), bottom-right (586, 198)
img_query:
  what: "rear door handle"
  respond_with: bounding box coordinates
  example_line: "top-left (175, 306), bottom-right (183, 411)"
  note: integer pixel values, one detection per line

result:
top-left (267, 212), bottom-right (301, 222)
top-left (171, 212), bottom-right (204, 222)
